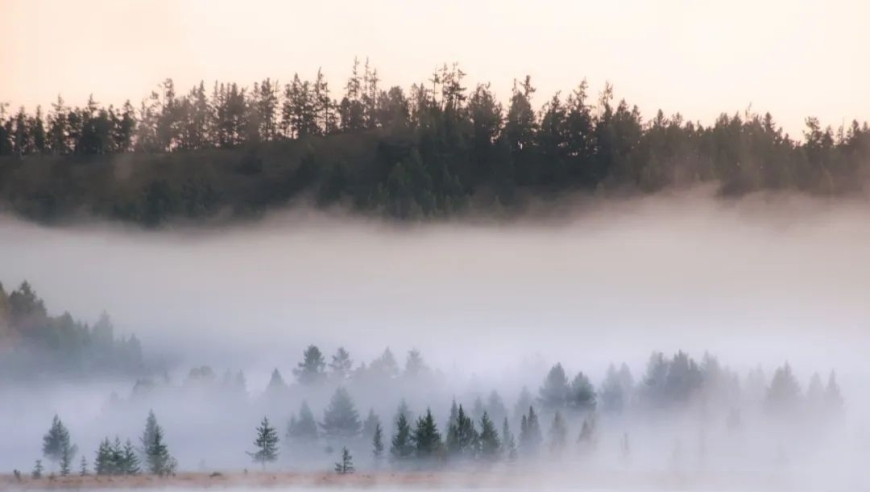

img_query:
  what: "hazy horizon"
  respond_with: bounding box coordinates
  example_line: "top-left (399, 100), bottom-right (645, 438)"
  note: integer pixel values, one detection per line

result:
top-left (3, 0), bottom-right (870, 136)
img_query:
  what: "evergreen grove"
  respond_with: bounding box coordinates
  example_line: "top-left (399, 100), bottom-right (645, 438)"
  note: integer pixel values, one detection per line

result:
top-left (1, 60), bottom-right (869, 227)
top-left (33, 346), bottom-right (846, 476)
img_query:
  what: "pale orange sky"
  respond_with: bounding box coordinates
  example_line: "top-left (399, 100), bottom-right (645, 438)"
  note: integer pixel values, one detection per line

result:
top-left (2, 0), bottom-right (869, 136)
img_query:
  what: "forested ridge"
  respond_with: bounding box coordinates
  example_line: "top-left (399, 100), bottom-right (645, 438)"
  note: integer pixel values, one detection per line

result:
top-left (0, 280), bottom-right (145, 380)
top-left (2, 59), bottom-right (869, 226)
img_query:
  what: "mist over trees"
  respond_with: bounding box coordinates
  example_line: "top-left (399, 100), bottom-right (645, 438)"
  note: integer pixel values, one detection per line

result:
top-left (1, 59), bottom-right (869, 227)
top-left (25, 342), bottom-right (847, 476)
top-left (0, 279), bottom-right (145, 381)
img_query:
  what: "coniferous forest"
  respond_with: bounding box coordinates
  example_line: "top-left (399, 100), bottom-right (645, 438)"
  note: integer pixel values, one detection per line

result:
top-left (24, 343), bottom-right (845, 479)
top-left (1, 59), bottom-right (869, 226)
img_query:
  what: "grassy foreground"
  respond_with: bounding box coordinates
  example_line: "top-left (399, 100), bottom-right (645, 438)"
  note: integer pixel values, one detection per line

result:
top-left (0, 469), bottom-right (800, 491)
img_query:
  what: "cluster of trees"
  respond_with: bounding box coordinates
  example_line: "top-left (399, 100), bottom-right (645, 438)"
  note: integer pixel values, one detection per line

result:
top-left (2, 60), bottom-right (869, 226)
top-left (32, 411), bottom-right (177, 480)
top-left (0, 280), bottom-right (146, 381)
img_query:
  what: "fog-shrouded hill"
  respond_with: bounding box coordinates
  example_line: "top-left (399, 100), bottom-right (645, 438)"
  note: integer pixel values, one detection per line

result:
top-left (1, 60), bottom-right (869, 228)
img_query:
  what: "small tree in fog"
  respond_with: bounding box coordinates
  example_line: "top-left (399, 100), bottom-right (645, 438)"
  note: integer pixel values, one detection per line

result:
top-left (329, 347), bottom-right (353, 382)
top-left (43, 415), bottom-right (75, 472)
top-left (478, 412), bottom-right (501, 462)
top-left (32, 460), bottom-right (43, 479)
top-left (446, 405), bottom-right (477, 460)
top-left (825, 371), bottom-right (844, 412)
top-left (372, 422), bottom-right (384, 466)
top-left (334, 447), bottom-right (354, 475)
top-left (390, 412), bottom-right (414, 464)
top-left (362, 409), bottom-right (381, 442)
top-left (287, 400), bottom-right (319, 453)
top-left (568, 372), bottom-right (597, 413)
top-left (79, 456), bottom-right (88, 476)
top-left (518, 406), bottom-right (542, 458)
top-left (539, 364), bottom-right (569, 411)
top-left (502, 418), bottom-right (517, 462)
top-left (143, 414), bottom-right (176, 477)
top-left (320, 387), bottom-right (361, 441)
top-left (95, 438), bottom-right (113, 475)
top-left (139, 410), bottom-right (158, 458)
top-left (249, 417), bottom-right (279, 470)
top-left (294, 345), bottom-right (327, 385)
top-left (548, 411), bottom-right (567, 457)
top-left (413, 409), bottom-right (443, 463)
top-left (121, 439), bottom-right (140, 475)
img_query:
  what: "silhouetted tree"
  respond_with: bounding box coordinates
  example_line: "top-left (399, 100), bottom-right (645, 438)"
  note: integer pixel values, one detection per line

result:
top-left (249, 417), bottom-right (279, 470)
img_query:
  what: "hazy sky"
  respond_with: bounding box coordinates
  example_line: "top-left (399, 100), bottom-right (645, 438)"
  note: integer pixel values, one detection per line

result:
top-left (2, 0), bottom-right (869, 136)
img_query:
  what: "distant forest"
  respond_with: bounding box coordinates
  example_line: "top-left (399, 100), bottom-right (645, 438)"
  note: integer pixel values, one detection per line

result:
top-left (1, 59), bottom-right (869, 226)
top-left (0, 280), bottom-right (145, 381)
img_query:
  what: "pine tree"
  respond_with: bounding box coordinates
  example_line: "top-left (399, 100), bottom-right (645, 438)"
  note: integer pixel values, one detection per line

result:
top-left (294, 345), bottom-right (327, 385)
top-left (79, 456), bottom-right (88, 476)
top-left (320, 387), bottom-right (361, 441)
top-left (334, 447), bottom-right (354, 475)
top-left (329, 347), bottom-right (353, 381)
top-left (362, 409), bottom-right (380, 442)
top-left (372, 422), bottom-right (384, 466)
top-left (539, 363), bottom-right (569, 411)
top-left (413, 409), bottom-right (443, 462)
top-left (446, 405), bottom-right (477, 460)
top-left (121, 439), bottom-right (140, 475)
top-left (249, 417), bottom-right (279, 470)
top-left (519, 406), bottom-right (542, 458)
top-left (143, 414), bottom-right (175, 477)
top-left (502, 418), bottom-right (517, 462)
top-left (390, 412), bottom-right (414, 464)
top-left (286, 401), bottom-right (319, 451)
top-left (32, 460), bottom-right (43, 479)
top-left (140, 410), bottom-right (158, 458)
top-left (95, 438), bottom-right (112, 475)
top-left (548, 411), bottom-right (567, 457)
top-left (478, 412), bottom-right (501, 461)
top-left (42, 415), bottom-right (72, 470)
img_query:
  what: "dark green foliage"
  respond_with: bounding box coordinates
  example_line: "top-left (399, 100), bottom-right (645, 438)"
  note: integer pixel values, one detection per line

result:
top-left (142, 412), bottom-right (176, 477)
top-left (334, 447), bottom-right (354, 475)
top-left (320, 387), bottom-right (361, 441)
top-left (3, 63), bottom-right (868, 227)
top-left (249, 417), bottom-right (279, 469)
top-left (372, 422), bottom-right (384, 465)
top-left (445, 405), bottom-right (477, 460)
top-left (567, 372), bottom-right (596, 413)
top-left (389, 412), bottom-right (414, 463)
top-left (294, 345), bottom-right (327, 385)
top-left (412, 409), bottom-right (443, 462)
top-left (477, 412), bottom-right (500, 461)
top-left (43, 415), bottom-right (76, 474)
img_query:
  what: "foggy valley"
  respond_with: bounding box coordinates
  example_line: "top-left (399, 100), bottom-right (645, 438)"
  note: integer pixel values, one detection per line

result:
top-left (1, 192), bottom-right (870, 490)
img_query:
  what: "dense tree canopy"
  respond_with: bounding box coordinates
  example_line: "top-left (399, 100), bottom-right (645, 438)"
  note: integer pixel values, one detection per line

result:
top-left (1, 60), bottom-right (868, 227)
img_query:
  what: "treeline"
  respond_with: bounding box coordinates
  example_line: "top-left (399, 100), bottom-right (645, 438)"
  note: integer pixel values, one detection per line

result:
top-left (0, 280), bottom-right (146, 380)
top-left (2, 59), bottom-right (869, 226)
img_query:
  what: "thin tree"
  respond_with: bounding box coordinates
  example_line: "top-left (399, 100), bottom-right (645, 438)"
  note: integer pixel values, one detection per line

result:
top-left (248, 417), bottom-right (279, 470)
top-left (372, 422), bottom-right (384, 467)
top-left (334, 447), bottom-right (354, 475)
top-left (502, 418), bottom-right (517, 462)
top-left (390, 412), bottom-right (414, 464)
top-left (32, 460), bottom-right (43, 479)
top-left (79, 456), bottom-right (88, 476)
top-left (478, 412), bottom-right (501, 461)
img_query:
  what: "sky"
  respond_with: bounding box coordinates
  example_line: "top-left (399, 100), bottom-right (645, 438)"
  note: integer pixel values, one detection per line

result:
top-left (2, 0), bottom-right (869, 136)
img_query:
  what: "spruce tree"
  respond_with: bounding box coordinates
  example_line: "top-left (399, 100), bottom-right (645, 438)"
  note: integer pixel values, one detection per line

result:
top-left (287, 401), bottom-right (319, 448)
top-left (413, 409), bottom-right (443, 462)
top-left (32, 460), bottom-right (43, 479)
top-left (362, 409), bottom-right (381, 442)
top-left (140, 410), bottom-right (158, 458)
top-left (334, 447), bottom-right (354, 474)
top-left (294, 345), bottom-right (327, 385)
top-left (548, 411), bottom-right (567, 457)
top-left (95, 438), bottom-right (112, 475)
top-left (111, 437), bottom-right (124, 474)
top-left (519, 406), bottom-right (542, 458)
top-left (372, 422), bottom-right (384, 466)
top-left (79, 456), bottom-right (88, 476)
top-left (478, 412), bottom-right (501, 461)
top-left (389, 412), bottom-right (414, 464)
top-left (121, 439), bottom-right (140, 475)
top-left (249, 417), bottom-right (279, 470)
top-left (42, 415), bottom-right (72, 471)
top-left (502, 418), bottom-right (517, 462)
top-left (329, 347), bottom-right (353, 381)
top-left (446, 405), bottom-right (477, 460)
top-left (143, 416), bottom-right (175, 477)
top-left (539, 364), bottom-right (569, 411)
top-left (320, 387), bottom-right (361, 441)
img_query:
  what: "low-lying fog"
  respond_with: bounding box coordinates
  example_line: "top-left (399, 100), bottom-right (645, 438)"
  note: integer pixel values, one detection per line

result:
top-left (2, 190), bottom-right (870, 489)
